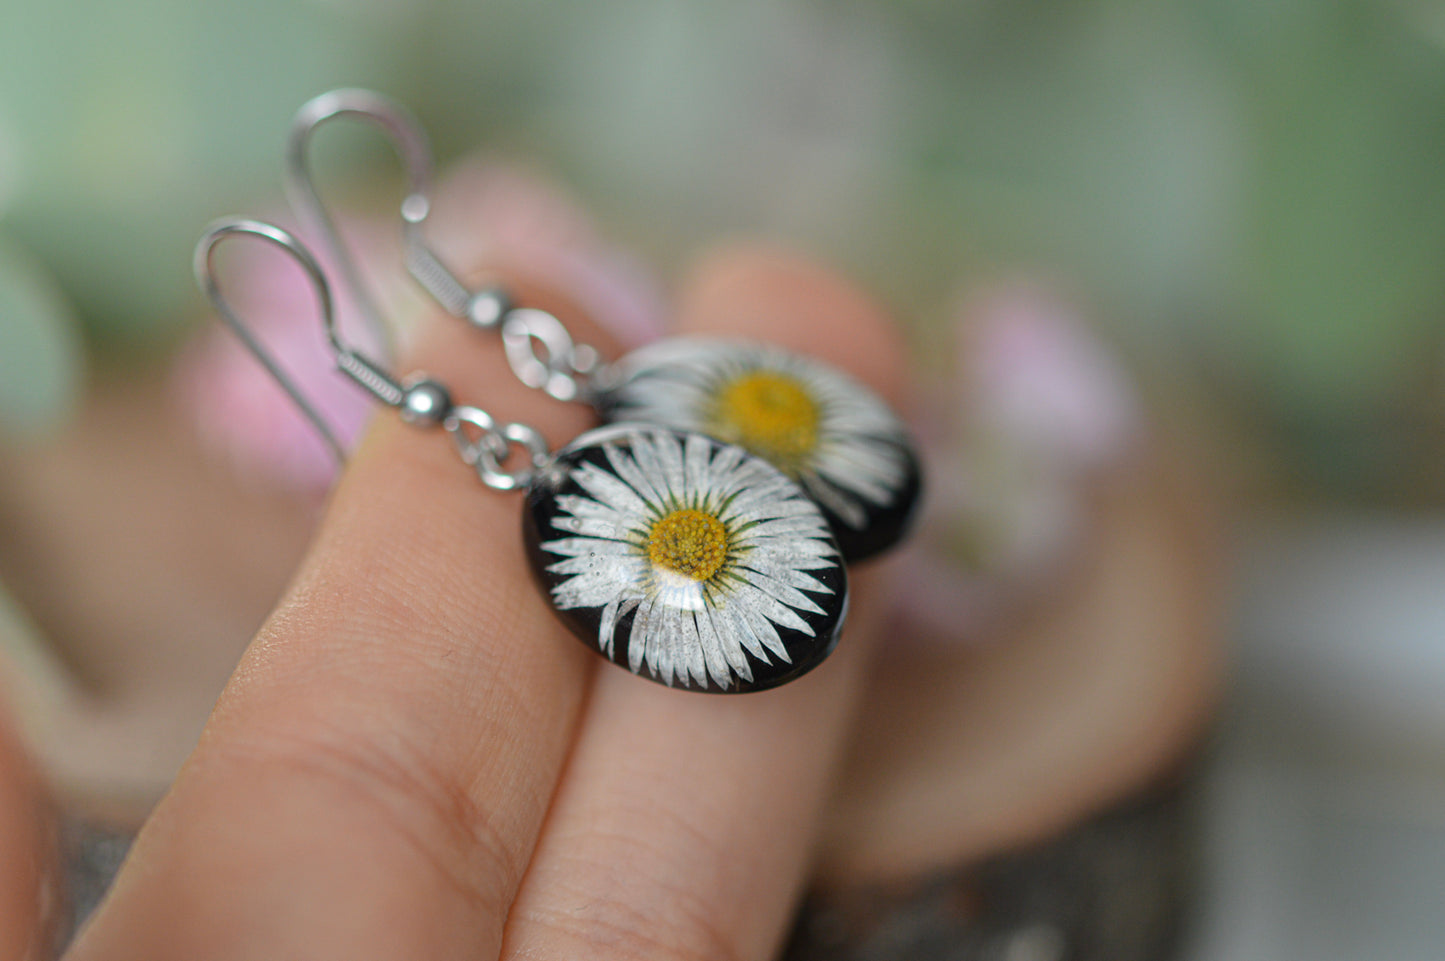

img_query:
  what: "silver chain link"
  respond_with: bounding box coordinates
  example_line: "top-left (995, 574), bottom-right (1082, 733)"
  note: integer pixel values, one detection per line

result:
top-left (397, 207), bottom-right (603, 402)
top-left (403, 239), bottom-right (603, 403)
top-left (500, 307), bottom-right (601, 403)
top-left (476, 422), bottom-right (551, 491)
top-left (443, 406), bottom-right (551, 491)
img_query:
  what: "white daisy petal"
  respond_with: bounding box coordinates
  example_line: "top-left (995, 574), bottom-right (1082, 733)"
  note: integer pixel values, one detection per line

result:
top-left (737, 515), bottom-right (837, 541)
top-left (653, 426), bottom-right (688, 507)
top-left (648, 612), bottom-right (678, 686)
top-left (694, 608), bottom-right (735, 689)
top-left (605, 337), bottom-right (915, 551)
top-left (545, 557), bottom-right (633, 584)
top-left (684, 432), bottom-right (714, 508)
top-left (555, 494), bottom-right (633, 520)
top-left (813, 438), bottom-right (905, 502)
top-left (628, 593), bottom-right (657, 674)
top-left (542, 539), bottom-right (640, 561)
top-left (550, 566), bottom-right (638, 609)
top-left (657, 606), bottom-right (705, 688)
top-left (723, 484), bottom-right (810, 520)
top-left (800, 471), bottom-right (868, 530)
top-left (746, 590), bottom-right (815, 636)
top-left (706, 441), bottom-right (748, 484)
top-left (712, 606), bottom-right (754, 684)
top-left (743, 538), bottom-right (838, 564)
top-left (573, 461), bottom-right (650, 517)
top-left (607, 436), bottom-right (667, 509)
top-left (750, 530), bottom-right (836, 554)
top-left (727, 480), bottom-right (819, 509)
top-left (597, 598), bottom-right (621, 656)
top-left (738, 569), bottom-right (826, 615)
top-left (737, 557), bottom-right (833, 596)
top-left (547, 515), bottom-right (636, 541)
top-left (819, 443), bottom-right (901, 489)
top-left (739, 600), bottom-right (792, 663)
top-left (715, 602), bottom-right (769, 665)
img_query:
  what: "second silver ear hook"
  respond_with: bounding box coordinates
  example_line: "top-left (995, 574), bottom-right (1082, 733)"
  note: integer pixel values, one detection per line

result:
top-left (286, 89), bottom-right (600, 404)
top-left (285, 88), bottom-right (508, 336)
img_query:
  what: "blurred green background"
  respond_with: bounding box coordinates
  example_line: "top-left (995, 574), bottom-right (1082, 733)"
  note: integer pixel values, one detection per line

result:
top-left (3, 0), bottom-right (1445, 499)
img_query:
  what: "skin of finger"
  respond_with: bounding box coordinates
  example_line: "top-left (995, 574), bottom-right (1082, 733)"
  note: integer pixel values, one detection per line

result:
top-left (0, 692), bottom-right (56, 961)
top-left (500, 246), bottom-right (906, 960)
top-left (66, 279), bottom-right (617, 961)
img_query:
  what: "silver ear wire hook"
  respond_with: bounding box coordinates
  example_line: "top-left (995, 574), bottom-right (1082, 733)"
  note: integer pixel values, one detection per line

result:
top-left (286, 88), bottom-right (497, 333)
top-left (194, 217), bottom-right (411, 465)
top-left (195, 216), bottom-right (550, 489)
top-left (285, 89), bottom-right (599, 404)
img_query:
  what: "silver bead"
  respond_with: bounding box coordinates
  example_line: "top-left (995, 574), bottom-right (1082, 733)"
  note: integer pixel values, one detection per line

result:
top-left (466, 286), bottom-right (511, 329)
top-left (399, 377), bottom-right (452, 426)
top-left (401, 192), bottom-right (430, 225)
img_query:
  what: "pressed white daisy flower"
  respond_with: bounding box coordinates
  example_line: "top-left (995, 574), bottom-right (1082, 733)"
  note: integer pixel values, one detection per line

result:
top-left (595, 337), bottom-right (920, 561)
top-left (525, 423), bottom-right (847, 692)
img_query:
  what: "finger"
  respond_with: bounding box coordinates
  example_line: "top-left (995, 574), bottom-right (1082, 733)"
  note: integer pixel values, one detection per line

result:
top-left (0, 690), bottom-right (57, 960)
top-left (500, 246), bottom-right (907, 960)
top-left (69, 273), bottom-right (618, 960)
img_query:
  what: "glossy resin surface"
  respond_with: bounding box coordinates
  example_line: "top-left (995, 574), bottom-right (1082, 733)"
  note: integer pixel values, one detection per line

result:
top-left (525, 423), bottom-right (848, 692)
top-left (595, 337), bottom-right (921, 561)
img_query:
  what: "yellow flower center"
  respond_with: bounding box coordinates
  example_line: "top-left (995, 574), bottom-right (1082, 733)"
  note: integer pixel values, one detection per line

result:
top-left (709, 371), bottom-right (819, 470)
top-left (647, 509), bottom-right (729, 581)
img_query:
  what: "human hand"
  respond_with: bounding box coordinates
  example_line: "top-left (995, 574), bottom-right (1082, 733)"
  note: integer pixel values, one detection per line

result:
top-left (62, 245), bottom-right (906, 960)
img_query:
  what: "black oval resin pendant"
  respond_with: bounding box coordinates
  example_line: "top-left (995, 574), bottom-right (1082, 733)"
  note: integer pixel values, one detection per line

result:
top-left (593, 337), bottom-right (922, 562)
top-left (524, 423), bottom-right (848, 693)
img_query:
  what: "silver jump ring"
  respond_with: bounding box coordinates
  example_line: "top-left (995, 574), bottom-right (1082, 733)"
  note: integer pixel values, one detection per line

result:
top-left (475, 422), bottom-right (551, 491)
top-left (501, 308), bottom-right (586, 402)
top-left (444, 406), bottom-right (509, 467)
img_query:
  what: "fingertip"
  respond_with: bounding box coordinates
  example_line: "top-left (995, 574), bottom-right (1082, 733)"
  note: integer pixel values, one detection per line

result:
top-left (676, 244), bottom-right (908, 406)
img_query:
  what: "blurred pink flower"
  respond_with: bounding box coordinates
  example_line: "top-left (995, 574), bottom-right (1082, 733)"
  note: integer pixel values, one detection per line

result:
top-left (895, 281), bottom-right (1144, 645)
top-left (962, 284), bottom-right (1142, 473)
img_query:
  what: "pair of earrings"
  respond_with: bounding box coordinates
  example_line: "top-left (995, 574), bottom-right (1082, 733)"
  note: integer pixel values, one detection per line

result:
top-left (197, 90), bottom-right (919, 693)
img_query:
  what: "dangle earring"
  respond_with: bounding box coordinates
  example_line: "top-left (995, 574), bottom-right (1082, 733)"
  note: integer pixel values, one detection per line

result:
top-left (196, 219), bottom-right (847, 694)
top-left (283, 90), bottom-right (922, 562)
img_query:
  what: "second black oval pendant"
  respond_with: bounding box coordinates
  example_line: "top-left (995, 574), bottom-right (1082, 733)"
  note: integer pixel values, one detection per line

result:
top-left (523, 423), bottom-right (848, 693)
top-left (592, 336), bottom-right (923, 563)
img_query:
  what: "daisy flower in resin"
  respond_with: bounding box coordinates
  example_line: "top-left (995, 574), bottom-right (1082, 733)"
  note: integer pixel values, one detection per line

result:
top-left (596, 338), bottom-right (919, 561)
top-left (526, 425), bottom-right (846, 692)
